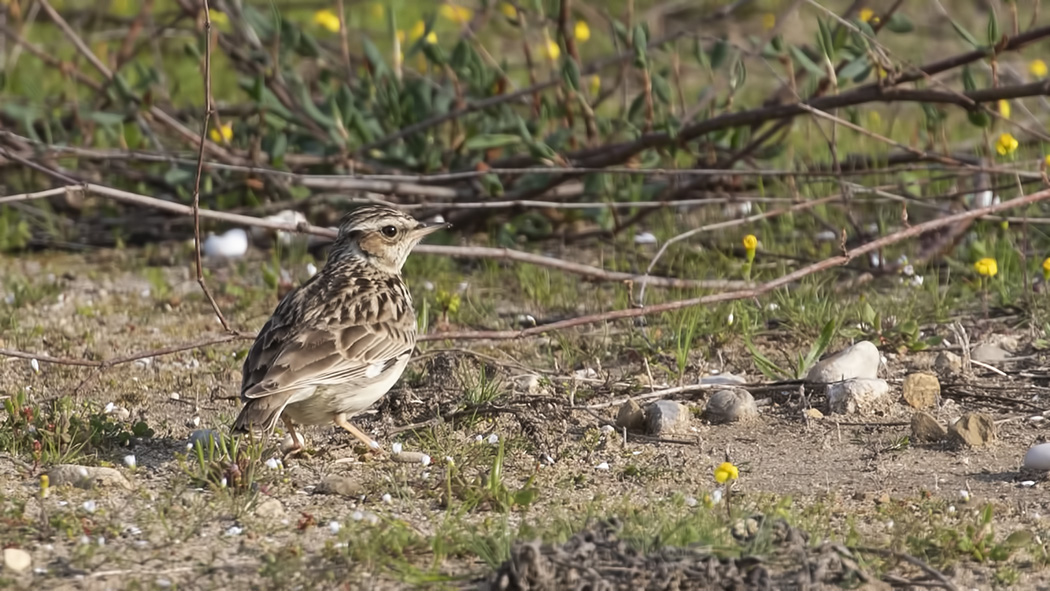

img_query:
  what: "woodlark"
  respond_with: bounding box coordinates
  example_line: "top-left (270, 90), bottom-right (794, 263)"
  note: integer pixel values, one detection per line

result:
top-left (233, 205), bottom-right (445, 452)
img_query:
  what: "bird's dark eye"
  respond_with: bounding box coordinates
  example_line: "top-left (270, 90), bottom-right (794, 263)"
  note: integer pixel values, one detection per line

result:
top-left (381, 225), bottom-right (398, 238)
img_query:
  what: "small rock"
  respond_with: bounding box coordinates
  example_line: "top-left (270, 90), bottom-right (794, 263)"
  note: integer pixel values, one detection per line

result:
top-left (280, 432), bottom-right (307, 455)
top-left (806, 341), bottom-right (880, 383)
top-left (254, 497), bottom-right (284, 519)
top-left (187, 429), bottom-right (221, 450)
top-left (901, 373), bottom-right (940, 409)
top-left (48, 465), bottom-right (132, 490)
top-left (615, 400), bottom-right (646, 432)
top-left (826, 378), bottom-right (891, 415)
top-left (314, 475), bottom-right (363, 498)
top-left (804, 408), bottom-right (824, 420)
top-left (934, 351), bottom-right (963, 375)
top-left (3, 548), bottom-right (31, 573)
top-left (704, 389), bottom-right (759, 424)
top-left (971, 343), bottom-right (1010, 363)
top-left (911, 411), bottom-right (947, 442)
top-left (948, 413), bottom-right (997, 447)
top-left (1023, 443), bottom-right (1050, 472)
top-left (644, 400), bottom-right (690, 437)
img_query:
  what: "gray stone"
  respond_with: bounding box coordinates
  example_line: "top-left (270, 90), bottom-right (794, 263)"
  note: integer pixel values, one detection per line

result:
top-left (934, 351), bottom-right (963, 375)
top-left (826, 378), bottom-right (891, 415)
top-left (901, 373), bottom-right (940, 409)
top-left (806, 341), bottom-right (880, 383)
top-left (704, 389), bottom-right (759, 424)
top-left (48, 464), bottom-right (132, 490)
top-left (3, 548), bottom-right (31, 573)
top-left (615, 400), bottom-right (646, 432)
top-left (187, 429), bottom-right (222, 450)
top-left (254, 497), bottom-right (284, 519)
top-left (314, 475), bottom-right (363, 498)
top-left (911, 411), bottom-right (947, 442)
top-left (644, 400), bottom-right (690, 437)
top-left (948, 413), bottom-right (997, 447)
top-left (971, 343), bottom-right (1011, 363)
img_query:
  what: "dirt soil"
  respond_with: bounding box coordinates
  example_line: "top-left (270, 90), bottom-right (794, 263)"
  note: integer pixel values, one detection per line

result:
top-left (2, 250), bottom-right (1050, 590)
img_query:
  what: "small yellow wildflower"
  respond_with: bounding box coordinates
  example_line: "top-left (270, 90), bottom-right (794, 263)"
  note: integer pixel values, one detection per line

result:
top-left (859, 8), bottom-right (878, 23)
top-left (1031, 59), bottom-right (1048, 78)
top-left (575, 20), bottom-right (591, 42)
top-left (974, 258), bottom-right (998, 278)
top-left (761, 13), bottom-right (775, 30)
top-left (1044, 154), bottom-right (1050, 168)
top-left (714, 462), bottom-right (739, 484)
top-left (314, 9), bottom-right (341, 33)
top-left (409, 21), bottom-right (438, 44)
top-left (996, 132), bottom-right (1018, 156)
top-left (543, 39), bottom-right (560, 60)
top-left (40, 474), bottom-right (49, 498)
top-left (1042, 257), bottom-right (1050, 281)
top-left (588, 74), bottom-right (601, 95)
top-left (743, 234), bottom-right (758, 251)
top-left (209, 123), bottom-right (233, 144)
top-left (440, 4), bottom-right (473, 25)
top-left (999, 99), bottom-right (1011, 119)
top-left (500, 2), bottom-right (518, 19)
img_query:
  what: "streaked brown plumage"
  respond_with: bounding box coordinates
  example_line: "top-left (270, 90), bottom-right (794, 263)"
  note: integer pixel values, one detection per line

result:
top-left (233, 205), bottom-right (444, 452)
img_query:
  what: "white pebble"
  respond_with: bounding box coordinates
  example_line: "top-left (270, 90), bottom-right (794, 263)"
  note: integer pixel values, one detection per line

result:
top-left (328, 521), bottom-right (342, 534)
top-left (634, 232), bottom-right (657, 245)
top-left (104, 402), bottom-right (116, 414)
top-left (123, 455), bottom-right (136, 468)
top-left (224, 526), bottom-right (243, 536)
top-left (30, 359), bottom-right (40, 373)
top-left (203, 228), bottom-right (249, 258)
top-left (169, 392), bottom-right (181, 401)
top-left (595, 462), bottom-right (610, 471)
top-left (82, 500), bottom-right (97, 513)
top-left (1021, 481), bottom-right (1037, 488)
top-left (391, 442), bottom-right (403, 455)
top-left (382, 493), bottom-right (392, 504)
top-left (1024, 443), bottom-right (1050, 471)
top-left (97, 536), bottom-right (105, 546)
top-left (684, 496), bottom-right (698, 507)
top-left (487, 434), bottom-right (499, 445)
top-left (959, 490), bottom-right (970, 501)
top-left (351, 511), bottom-right (364, 521)
top-left (220, 477), bottom-right (228, 488)
top-left (264, 458), bottom-right (281, 470)
top-left (306, 263), bottom-right (318, 277)
top-left (710, 489), bottom-right (723, 504)
top-left (420, 454), bottom-right (431, 466)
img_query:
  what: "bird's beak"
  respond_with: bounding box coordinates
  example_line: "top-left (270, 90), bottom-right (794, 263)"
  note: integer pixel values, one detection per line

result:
top-left (411, 221), bottom-right (450, 239)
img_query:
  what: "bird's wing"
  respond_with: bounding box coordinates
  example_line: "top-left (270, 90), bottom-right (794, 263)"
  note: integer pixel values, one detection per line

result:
top-left (241, 321), bottom-right (415, 399)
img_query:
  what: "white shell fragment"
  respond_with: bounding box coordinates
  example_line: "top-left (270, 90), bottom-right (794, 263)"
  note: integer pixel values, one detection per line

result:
top-left (202, 228), bottom-right (248, 258)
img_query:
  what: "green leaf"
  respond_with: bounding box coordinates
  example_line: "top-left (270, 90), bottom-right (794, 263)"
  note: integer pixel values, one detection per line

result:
top-left (949, 18), bottom-right (982, 48)
top-left (561, 58), bottom-right (581, 91)
top-left (745, 334), bottom-right (790, 380)
top-left (692, 38), bottom-right (708, 68)
top-left (799, 320), bottom-right (837, 378)
top-left (987, 10), bottom-right (1000, 46)
top-left (962, 65), bottom-right (977, 92)
top-left (709, 39), bottom-right (729, 69)
top-left (651, 74), bottom-right (672, 104)
top-left (632, 24), bottom-right (648, 68)
top-left (884, 13), bottom-right (914, 33)
top-left (86, 112), bottom-right (128, 127)
top-left (463, 134), bottom-right (523, 151)
top-left (817, 19), bottom-right (835, 61)
top-left (362, 38), bottom-right (389, 77)
top-left (838, 55), bottom-right (870, 81)
top-left (789, 46), bottom-right (825, 77)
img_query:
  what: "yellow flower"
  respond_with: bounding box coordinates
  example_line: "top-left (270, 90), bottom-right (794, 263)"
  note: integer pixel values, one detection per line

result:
top-left (209, 123), bottom-right (233, 143)
top-left (714, 462), bottom-right (739, 484)
top-left (408, 21), bottom-right (438, 44)
top-left (996, 132), bottom-right (1018, 156)
top-left (543, 39), bottom-right (560, 60)
top-left (1042, 257), bottom-right (1050, 280)
top-left (742, 234), bottom-right (758, 251)
top-left (440, 4), bottom-right (473, 25)
top-left (1044, 154), bottom-right (1050, 168)
top-left (761, 13), bottom-right (775, 30)
top-left (974, 258), bottom-right (998, 278)
top-left (1031, 59), bottom-right (1048, 78)
top-left (999, 99), bottom-right (1011, 119)
top-left (575, 21), bottom-right (590, 42)
top-left (40, 474), bottom-right (49, 498)
top-left (500, 2), bottom-right (518, 19)
top-left (859, 8), bottom-right (878, 23)
top-left (588, 74), bottom-right (601, 95)
top-left (314, 9), bottom-right (341, 33)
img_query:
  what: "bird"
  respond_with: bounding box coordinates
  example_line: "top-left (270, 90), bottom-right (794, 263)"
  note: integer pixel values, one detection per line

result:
top-left (232, 204), bottom-right (445, 454)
